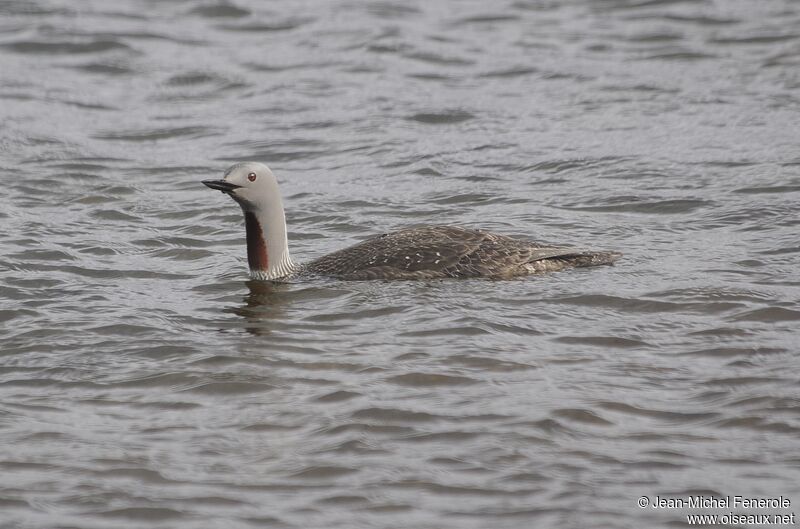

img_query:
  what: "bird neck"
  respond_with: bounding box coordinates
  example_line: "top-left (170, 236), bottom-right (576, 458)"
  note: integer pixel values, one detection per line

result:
top-left (243, 202), bottom-right (295, 280)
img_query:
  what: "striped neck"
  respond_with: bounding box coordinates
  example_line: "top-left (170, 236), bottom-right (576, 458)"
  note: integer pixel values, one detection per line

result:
top-left (243, 209), bottom-right (296, 280)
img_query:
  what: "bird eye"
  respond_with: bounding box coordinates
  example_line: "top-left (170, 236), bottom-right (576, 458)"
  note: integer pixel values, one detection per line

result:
top-left (247, 172), bottom-right (257, 182)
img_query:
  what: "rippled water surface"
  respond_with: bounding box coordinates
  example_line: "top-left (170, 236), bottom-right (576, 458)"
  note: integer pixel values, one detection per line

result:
top-left (2, 0), bottom-right (800, 527)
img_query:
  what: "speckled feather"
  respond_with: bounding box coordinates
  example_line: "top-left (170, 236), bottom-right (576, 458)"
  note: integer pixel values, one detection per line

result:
top-left (304, 225), bottom-right (620, 280)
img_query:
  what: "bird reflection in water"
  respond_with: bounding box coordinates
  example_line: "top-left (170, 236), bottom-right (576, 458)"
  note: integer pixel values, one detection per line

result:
top-left (229, 280), bottom-right (293, 335)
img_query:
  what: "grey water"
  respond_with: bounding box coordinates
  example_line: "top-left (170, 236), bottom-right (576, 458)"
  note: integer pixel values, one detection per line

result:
top-left (1, 0), bottom-right (799, 528)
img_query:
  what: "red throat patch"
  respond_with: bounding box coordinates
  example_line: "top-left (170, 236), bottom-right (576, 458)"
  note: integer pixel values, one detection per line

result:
top-left (244, 211), bottom-right (269, 272)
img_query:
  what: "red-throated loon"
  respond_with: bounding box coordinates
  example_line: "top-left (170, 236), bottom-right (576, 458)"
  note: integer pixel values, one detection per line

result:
top-left (203, 162), bottom-right (621, 280)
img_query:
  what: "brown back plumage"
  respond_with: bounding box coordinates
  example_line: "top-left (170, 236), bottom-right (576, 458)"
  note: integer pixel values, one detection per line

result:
top-left (305, 225), bottom-right (620, 280)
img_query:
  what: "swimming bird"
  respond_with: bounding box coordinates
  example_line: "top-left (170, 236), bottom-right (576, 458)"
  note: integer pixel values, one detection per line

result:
top-left (203, 162), bottom-right (621, 281)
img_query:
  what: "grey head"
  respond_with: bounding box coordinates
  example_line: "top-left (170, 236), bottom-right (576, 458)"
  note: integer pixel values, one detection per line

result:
top-left (202, 162), bottom-right (281, 212)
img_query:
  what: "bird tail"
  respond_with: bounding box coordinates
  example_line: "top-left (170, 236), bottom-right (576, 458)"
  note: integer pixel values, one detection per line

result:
top-left (566, 251), bottom-right (622, 268)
